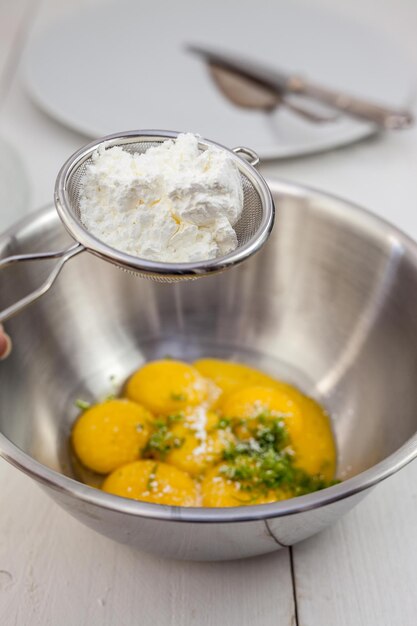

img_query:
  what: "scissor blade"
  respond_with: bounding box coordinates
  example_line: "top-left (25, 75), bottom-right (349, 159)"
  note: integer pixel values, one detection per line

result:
top-left (187, 44), bottom-right (293, 95)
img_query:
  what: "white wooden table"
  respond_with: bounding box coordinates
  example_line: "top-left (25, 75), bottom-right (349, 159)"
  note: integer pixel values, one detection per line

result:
top-left (0, 1), bottom-right (417, 624)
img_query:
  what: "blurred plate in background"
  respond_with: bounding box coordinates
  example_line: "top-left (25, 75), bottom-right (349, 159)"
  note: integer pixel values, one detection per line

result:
top-left (0, 137), bottom-right (29, 233)
top-left (24, 0), bottom-right (415, 159)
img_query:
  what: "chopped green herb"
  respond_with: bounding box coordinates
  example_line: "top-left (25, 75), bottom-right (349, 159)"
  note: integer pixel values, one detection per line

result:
top-left (106, 374), bottom-right (120, 396)
top-left (167, 413), bottom-right (184, 425)
top-left (170, 392), bottom-right (187, 402)
top-left (147, 463), bottom-right (159, 490)
top-left (75, 399), bottom-right (91, 410)
top-left (144, 420), bottom-right (185, 459)
top-left (220, 414), bottom-right (338, 498)
top-left (216, 417), bottom-right (232, 430)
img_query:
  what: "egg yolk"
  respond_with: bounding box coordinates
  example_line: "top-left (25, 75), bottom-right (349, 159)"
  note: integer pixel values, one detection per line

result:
top-left (165, 421), bottom-right (232, 477)
top-left (71, 399), bottom-right (152, 474)
top-left (194, 358), bottom-right (279, 403)
top-left (125, 359), bottom-right (209, 415)
top-left (201, 466), bottom-right (288, 507)
top-left (103, 460), bottom-right (197, 506)
top-left (221, 385), bottom-right (303, 442)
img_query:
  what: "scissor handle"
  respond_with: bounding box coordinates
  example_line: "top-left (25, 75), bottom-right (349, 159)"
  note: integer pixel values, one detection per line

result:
top-left (0, 243), bottom-right (84, 323)
top-left (297, 80), bottom-right (414, 130)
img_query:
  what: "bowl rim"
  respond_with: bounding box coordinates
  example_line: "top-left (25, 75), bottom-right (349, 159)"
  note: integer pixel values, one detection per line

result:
top-left (1, 178), bottom-right (417, 523)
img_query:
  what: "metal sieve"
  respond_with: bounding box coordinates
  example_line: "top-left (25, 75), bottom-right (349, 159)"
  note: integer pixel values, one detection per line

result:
top-left (0, 130), bottom-right (275, 322)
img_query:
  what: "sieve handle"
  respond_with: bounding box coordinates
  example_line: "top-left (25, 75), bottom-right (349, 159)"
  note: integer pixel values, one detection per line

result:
top-left (0, 243), bottom-right (84, 323)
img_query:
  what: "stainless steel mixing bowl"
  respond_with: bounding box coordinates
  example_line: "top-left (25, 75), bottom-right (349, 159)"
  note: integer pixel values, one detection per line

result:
top-left (1, 180), bottom-right (417, 561)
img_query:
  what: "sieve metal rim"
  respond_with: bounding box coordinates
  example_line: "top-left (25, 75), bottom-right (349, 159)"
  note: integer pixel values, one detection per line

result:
top-left (54, 129), bottom-right (275, 278)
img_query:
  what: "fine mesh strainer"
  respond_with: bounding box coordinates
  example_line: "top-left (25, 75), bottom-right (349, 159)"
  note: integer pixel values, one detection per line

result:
top-left (0, 130), bottom-right (275, 323)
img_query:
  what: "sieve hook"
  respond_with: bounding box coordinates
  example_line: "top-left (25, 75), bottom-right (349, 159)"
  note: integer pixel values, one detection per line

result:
top-left (0, 243), bottom-right (84, 323)
top-left (232, 146), bottom-right (260, 167)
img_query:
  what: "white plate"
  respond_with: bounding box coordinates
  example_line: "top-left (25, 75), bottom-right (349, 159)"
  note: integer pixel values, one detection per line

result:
top-left (24, 0), bottom-right (415, 159)
top-left (0, 137), bottom-right (29, 233)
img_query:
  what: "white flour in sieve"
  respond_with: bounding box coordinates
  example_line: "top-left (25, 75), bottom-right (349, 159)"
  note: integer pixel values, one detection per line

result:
top-left (78, 133), bottom-right (243, 262)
